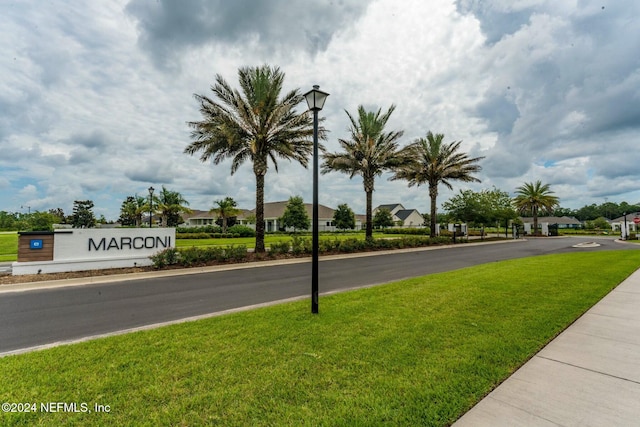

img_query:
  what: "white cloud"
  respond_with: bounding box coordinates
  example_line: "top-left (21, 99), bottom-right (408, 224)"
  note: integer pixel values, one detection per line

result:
top-left (1, 0), bottom-right (639, 220)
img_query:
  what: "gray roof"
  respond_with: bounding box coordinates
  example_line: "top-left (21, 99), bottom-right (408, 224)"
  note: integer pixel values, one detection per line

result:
top-left (519, 216), bottom-right (581, 225)
top-left (394, 209), bottom-right (419, 221)
top-left (250, 201), bottom-right (336, 220)
top-left (376, 203), bottom-right (402, 212)
top-left (612, 213), bottom-right (640, 222)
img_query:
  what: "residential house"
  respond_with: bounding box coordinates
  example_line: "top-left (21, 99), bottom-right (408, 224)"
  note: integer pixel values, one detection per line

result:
top-left (182, 202), bottom-right (364, 232)
top-left (611, 213), bottom-right (640, 238)
top-left (519, 216), bottom-right (582, 236)
top-left (373, 203), bottom-right (424, 228)
top-left (519, 216), bottom-right (582, 229)
top-left (181, 209), bottom-right (252, 228)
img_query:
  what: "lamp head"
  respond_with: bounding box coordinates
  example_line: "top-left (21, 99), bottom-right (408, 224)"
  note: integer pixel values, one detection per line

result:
top-left (303, 85), bottom-right (329, 111)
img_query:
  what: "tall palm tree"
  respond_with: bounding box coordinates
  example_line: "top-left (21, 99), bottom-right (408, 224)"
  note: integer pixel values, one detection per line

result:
top-left (391, 131), bottom-right (484, 237)
top-left (513, 181), bottom-right (559, 235)
top-left (156, 186), bottom-right (191, 227)
top-left (322, 105), bottom-right (408, 239)
top-left (185, 65), bottom-right (318, 252)
top-left (210, 196), bottom-right (241, 233)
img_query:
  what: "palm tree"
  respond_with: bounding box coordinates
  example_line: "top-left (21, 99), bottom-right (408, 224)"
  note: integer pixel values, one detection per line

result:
top-left (513, 181), bottom-right (559, 235)
top-left (156, 186), bottom-right (191, 227)
top-left (321, 105), bottom-right (408, 239)
top-left (133, 195), bottom-right (148, 227)
top-left (391, 131), bottom-right (484, 237)
top-left (185, 65), bottom-right (318, 252)
top-left (119, 195), bottom-right (154, 227)
top-left (210, 197), bottom-right (241, 233)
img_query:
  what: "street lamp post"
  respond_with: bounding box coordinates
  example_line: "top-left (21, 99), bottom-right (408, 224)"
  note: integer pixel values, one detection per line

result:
top-left (623, 212), bottom-right (627, 240)
top-left (304, 85), bottom-right (329, 314)
top-left (148, 186), bottom-right (155, 228)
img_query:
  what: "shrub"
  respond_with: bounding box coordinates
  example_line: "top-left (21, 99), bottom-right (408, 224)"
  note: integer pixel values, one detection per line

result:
top-left (151, 235), bottom-right (456, 270)
top-left (319, 238), bottom-right (341, 253)
top-left (373, 238), bottom-right (396, 250)
top-left (270, 241), bottom-right (291, 255)
top-left (176, 232), bottom-right (211, 239)
top-left (381, 228), bottom-right (429, 235)
top-left (225, 245), bottom-right (248, 261)
top-left (291, 235), bottom-right (310, 255)
top-left (204, 246), bottom-right (225, 262)
top-left (150, 248), bottom-right (179, 269)
top-left (402, 236), bottom-right (433, 247)
top-left (179, 246), bottom-right (208, 267)
top-left (227, 225), bottom-right (255, 237)
top-left (337, 238), bottom-right (365, 253)
top-left (176, 225), bottom-right (222, 234)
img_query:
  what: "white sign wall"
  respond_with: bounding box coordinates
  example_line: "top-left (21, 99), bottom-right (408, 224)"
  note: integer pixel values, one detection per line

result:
top-left (12, 228), bottom-right (175, 275)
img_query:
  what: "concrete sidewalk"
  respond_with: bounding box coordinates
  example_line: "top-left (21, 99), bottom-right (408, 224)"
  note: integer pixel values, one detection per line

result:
top-left (454, 268), bottom-right (640, 426)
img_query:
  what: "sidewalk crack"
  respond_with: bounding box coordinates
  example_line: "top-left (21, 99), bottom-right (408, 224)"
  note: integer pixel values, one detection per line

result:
top-left (536, 355), bottom-right (640, 385)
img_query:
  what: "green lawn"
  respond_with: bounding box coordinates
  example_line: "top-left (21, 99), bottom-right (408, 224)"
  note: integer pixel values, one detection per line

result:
top-left (1, 251), bottom-right (638, 426)
top-left (176, 232), bottom-right (401, 248)
top-left (0, 232), bottom-right (17, 262)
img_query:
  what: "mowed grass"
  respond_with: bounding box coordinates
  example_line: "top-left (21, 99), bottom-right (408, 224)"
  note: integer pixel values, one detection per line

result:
top-left (176, 232), bottom-right (403, 249)
top-left (0, 232), bottom-right (17, 262)
top-left (1, 251), bottom-right (639, 426)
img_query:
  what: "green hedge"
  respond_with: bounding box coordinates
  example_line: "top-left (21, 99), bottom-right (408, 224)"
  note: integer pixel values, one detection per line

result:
top-left (381, 228), bottom-right (429, 235)
top-left (176, 225), bottom-right (222, 234)
top-left (227, 225), bottom-right (255, 237)
top-left (177, 232), bottom-right (241, 239)
top-left (151, 236), bottom-right (454, 269)
top-left (150, 245), bottom-right (248, 268)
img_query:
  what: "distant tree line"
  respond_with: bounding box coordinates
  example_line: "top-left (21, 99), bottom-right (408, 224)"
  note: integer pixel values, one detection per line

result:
top-left (553, 201), bottom-right (640, 221)
top-left (0, 200), bottom-right (106, 231)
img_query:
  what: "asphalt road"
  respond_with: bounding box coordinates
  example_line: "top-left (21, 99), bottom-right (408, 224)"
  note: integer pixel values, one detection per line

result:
top-left (1, 237), bottom-right (637, 354)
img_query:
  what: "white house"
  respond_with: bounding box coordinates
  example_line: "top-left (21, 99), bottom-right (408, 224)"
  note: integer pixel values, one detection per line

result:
top-left (611, 213), bottom-right (640, 239)
top-left (373, 203), bottom-right (424, 228)
top-left (519, 216), bottom-right (582, 236)
top-left (182, 209), bottom-right (253, 227)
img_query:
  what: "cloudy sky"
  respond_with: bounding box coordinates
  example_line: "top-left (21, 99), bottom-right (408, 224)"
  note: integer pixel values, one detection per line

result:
top-left (2, 0), bottom-right (639, 220)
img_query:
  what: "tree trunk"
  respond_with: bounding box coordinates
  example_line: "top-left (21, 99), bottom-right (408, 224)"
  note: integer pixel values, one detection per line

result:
top-left (255, 171), bottom-right (266, 253)
top-left (364, 174), bottom-right (374, 240)
top-left (366, 189), bottom-right (373, 240)
top-left (429, 183), bottom-right (438, 238)
top-left (533, 205), bottom-right (539, 236)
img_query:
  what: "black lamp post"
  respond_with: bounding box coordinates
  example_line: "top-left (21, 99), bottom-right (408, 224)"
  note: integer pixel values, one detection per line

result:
top-left (623, 212), bottom-right (627, 240)
top-left (148, 186), bottom-right (155, 228)
top-left (303, 85), bottom-right (329, 314)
